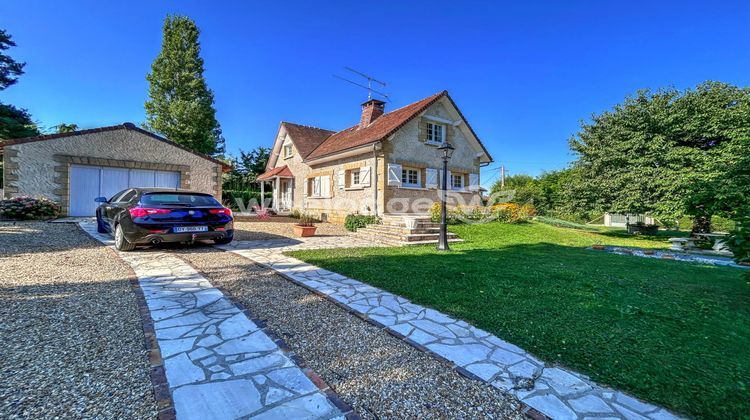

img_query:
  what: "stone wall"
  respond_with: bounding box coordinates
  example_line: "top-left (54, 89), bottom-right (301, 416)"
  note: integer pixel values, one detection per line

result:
top-left (3, 128), bottom-right (223, 214)
top-left (383, 98), bottom-right (483, 213)
top-left (304, 154), bottom-right (384, 224)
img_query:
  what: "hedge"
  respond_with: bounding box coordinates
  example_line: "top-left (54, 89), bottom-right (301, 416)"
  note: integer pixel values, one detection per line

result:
top-left (222, 190), bottom-right (273, 211)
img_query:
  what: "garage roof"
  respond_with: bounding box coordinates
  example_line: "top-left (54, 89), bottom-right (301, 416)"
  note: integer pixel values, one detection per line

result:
top-left (0, 123), bottom-right (232, 171)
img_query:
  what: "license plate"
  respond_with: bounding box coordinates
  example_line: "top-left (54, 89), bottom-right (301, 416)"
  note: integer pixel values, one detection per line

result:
top-left (173, 226), bottom-right (209, 233)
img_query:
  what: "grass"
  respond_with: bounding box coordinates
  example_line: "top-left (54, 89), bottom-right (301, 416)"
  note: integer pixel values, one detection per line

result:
top-left (288, 222), bottom-right (749, 418)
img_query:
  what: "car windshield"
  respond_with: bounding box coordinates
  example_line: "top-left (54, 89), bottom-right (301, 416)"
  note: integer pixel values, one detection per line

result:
top-left (140, 193), bottom-right (220, 207)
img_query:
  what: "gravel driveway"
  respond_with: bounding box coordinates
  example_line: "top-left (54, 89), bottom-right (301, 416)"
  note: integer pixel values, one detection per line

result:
top-left (233, 219), bottom-right (351, 241)
top-left (175, 246), bottom-right (524, 419)
top-left (0, 222), bottom-right (156, 418)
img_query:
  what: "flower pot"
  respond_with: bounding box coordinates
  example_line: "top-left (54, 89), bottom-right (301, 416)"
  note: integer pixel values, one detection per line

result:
top-left (592, 245), bottom-right (606, 250)
top-left (293, 225), bottom-right (317, 237)
top-left (404, 217), bottom-right (418, 230)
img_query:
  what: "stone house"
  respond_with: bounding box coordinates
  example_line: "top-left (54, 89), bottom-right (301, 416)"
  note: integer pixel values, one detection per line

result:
top-left (257, 90), bottom-right (493, 223)
top-left (0, 123), bottom-right (230, 216)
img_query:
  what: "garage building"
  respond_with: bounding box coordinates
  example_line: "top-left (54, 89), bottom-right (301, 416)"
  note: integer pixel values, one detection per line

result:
top-left (1, 123), bottom-right (230, 216)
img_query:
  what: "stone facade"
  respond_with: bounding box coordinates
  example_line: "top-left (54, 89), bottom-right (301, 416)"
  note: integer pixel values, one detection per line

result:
top-left (268, 96), bottom-right (485, 222)
top-left (383, 99), bottom-right (483, 213)
top-left (2, 126), bottom-right (225, 215)
top-left (269, 126), bottom-right (385, 223)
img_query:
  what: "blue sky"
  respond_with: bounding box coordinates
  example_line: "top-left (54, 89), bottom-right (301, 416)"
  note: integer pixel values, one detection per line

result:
top-left (2, 1), bottom-right (749, 185)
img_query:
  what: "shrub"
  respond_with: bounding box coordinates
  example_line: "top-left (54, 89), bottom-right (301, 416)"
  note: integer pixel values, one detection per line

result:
top-left (222, 190), bottom-right (272, 211)
top-left (344, 214), bottom-right (380, 232)
top-left (0, 196), bottom-right (61, 220)
top-left (297, 212), bottom-right (318, 227)
top-left (727, 216), bottom-right (750, 271)
top-left (429, 202), bottom-right (536, 224)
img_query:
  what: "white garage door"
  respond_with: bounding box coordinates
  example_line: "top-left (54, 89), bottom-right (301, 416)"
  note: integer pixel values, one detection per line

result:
top-left (69, 165), bottom-right (180, 216)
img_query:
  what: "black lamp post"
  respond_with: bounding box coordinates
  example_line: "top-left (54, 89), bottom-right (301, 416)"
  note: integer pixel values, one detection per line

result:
top-left (437, 141), bottom-right (455, 251)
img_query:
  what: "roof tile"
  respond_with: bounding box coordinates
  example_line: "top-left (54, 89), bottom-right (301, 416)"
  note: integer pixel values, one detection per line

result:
top-left (305, 91), bottom-right (447, 160)
top-left (257, 165), bottom-right (293, 180)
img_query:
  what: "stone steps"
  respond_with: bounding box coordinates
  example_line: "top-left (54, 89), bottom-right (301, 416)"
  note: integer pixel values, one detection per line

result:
top-left (353, 214), bottom-right (461, 246)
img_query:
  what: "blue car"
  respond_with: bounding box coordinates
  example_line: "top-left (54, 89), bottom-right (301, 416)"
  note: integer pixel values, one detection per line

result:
top-left (95, 188), bottom-right (234, 251)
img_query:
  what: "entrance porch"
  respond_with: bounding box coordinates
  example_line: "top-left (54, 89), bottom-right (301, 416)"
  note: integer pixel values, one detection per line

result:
top-left (257, 165), bottom-right (294, 214)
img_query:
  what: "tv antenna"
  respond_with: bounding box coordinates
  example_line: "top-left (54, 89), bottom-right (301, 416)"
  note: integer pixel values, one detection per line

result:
top-left (334, 67), bottom-right (390, 101)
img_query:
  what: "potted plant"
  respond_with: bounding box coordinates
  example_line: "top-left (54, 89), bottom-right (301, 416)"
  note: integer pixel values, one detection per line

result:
top-left (592, 241), bottom-right (606, 250)
top-left (293, 213), bottom-right (318, 237)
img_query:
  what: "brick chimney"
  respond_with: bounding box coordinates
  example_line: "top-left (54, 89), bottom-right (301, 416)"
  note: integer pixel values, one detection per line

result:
top-left (359, 99), bottom-right (385, 128)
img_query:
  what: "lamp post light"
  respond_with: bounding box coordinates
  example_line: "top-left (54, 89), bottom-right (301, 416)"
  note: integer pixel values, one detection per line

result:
top-left (437, 141), bottom-right (455, 251)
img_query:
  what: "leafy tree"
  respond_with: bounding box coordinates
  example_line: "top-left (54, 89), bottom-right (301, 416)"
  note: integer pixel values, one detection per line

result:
top-left (222, 146), bottom-right (270, 191)
top-left (144, 15), bottom-right (223, 156)
top-left (490, 174), bottom-right (539, 205)
top-left (569, 82), bottom-right (750, 232)
top-left (239, 147), bottom-right (271, 181)
top-left (489, 169), bottom-right (581, 218)
top-left (54, 123), bottom-right (78, 133)
top-left (0, 29), bottom-right (25, 91)
top-left (0, 102), bottom-right (39, 139)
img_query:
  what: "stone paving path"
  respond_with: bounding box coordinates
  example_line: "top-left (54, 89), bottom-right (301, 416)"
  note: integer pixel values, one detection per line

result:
top-left (78, 222), bottom-right (344, 420)
top-left (222, 238), bottom-right (682, 420)
top-left (599, 246), bottom-right (745, 269)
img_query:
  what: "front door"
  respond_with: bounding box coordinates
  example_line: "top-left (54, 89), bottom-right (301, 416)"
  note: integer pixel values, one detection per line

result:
top-left (280, 179), bottom-right (293, 210)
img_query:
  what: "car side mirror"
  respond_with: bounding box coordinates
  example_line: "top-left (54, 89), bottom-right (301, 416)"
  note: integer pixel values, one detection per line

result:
top-left (94, 197), bottom-right (108, 203)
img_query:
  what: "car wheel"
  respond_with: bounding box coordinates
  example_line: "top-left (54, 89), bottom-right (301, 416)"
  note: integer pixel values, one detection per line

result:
top-left (213, 236), bottom-right (233, 245)
top-left (114, 224), bottom-right (136, 252)
top-left (96, 212), bottom-right (107, 233)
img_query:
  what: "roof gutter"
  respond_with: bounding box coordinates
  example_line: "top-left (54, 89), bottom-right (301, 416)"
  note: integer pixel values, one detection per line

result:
top-left (304, 142), bottom-right (382, 166)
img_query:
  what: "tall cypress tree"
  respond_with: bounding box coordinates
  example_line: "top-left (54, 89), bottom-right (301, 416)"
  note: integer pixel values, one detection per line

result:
top-left (144, 16), bottom-right (224, 155)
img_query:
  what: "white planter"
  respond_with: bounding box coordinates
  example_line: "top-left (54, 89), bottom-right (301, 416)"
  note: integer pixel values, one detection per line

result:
top-left (404, 217), bottom-right (418, 230)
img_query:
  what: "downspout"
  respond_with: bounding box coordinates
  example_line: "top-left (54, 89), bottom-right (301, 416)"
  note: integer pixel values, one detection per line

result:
top-left (372, 142), bottom-right (381, 216)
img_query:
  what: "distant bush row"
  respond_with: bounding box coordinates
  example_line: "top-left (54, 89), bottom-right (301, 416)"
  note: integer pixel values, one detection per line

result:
top-left (429, 203), bottom-right (537, 224)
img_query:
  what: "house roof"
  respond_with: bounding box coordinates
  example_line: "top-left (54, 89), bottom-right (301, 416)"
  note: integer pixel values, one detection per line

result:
top-left (0, 123), bottom-right (232, 171)
top-left (257, 165), bottom-right (293, 180)
top-left (305, 91), bottom-right (448, 160)
top-left (280, 122), bottom-right (335, 158)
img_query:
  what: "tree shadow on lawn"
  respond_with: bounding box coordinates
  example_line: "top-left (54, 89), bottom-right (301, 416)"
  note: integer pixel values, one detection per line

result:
top-left (594, 228), bottom-right (690, 243)
top-left (292, 242), bottom-right (749, 418)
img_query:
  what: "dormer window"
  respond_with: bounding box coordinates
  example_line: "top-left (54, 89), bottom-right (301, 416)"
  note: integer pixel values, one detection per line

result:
top-left (283, 144), bottom-right (293, 159)
top-left (426, 122), bottom-right (444, 144)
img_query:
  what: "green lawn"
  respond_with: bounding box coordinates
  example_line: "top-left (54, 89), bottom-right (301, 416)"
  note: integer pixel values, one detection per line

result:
top-left (288, 222), bottom-right (749, 418)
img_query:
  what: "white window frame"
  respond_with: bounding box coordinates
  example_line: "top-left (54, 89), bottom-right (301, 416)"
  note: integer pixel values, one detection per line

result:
top-left (308, 175), bottom-right (331, 198)
top-left (283, 143), bottom-right (293, 159)
top-left (350, 169), bottom-right (361, 187)
top-left (426, 122), bottom-right (445, 144)
top-left (451, 173), bottom-right (464, 190)
top-left (312, 177), bottom-right (321, 197)
top-left (401, 168), bottom-right (421, 188)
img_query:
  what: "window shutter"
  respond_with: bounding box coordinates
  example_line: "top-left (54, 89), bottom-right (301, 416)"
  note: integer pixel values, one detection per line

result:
top-left (360, 166), bottom-right (371, 186)
top-left (446, 170), bottom-right (452, 190)
top-left (338, 170), bottom-right (345, 190)
top-left (387, 163), bottom-right (402, 186)
top-left (469, 173), bottom-right (479, 191)
top-left (426, 168), bottom-right (438, 189)
top-left (321, 176), bottom-right (331, 198)
top-left (304, 178), bottom-right (309, 197)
